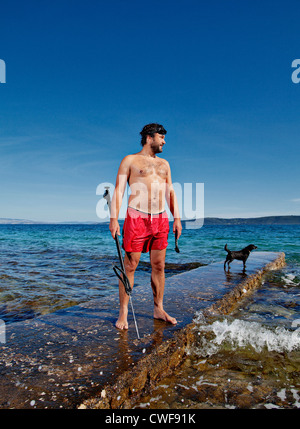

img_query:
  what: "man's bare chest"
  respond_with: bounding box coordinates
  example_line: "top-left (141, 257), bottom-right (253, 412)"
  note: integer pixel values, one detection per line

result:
top-left (130, 159), bottom-right (168, 179)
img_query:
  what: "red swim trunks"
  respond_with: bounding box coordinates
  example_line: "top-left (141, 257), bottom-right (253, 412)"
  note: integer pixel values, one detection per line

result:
top-left (122, 207), bottom-right (169, 253)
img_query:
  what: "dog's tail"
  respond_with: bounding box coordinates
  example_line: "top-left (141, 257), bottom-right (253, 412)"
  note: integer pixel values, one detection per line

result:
top-left (224, 243), bottom-right (229, 253)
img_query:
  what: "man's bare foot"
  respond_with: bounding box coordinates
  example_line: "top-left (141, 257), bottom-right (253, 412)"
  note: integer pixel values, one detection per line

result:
top-left (153, 306), bottom-right (177, 325)
top-left (115, 308), bottom-right (128, 330)
top-left (115, 318), bottom-right (128, 330)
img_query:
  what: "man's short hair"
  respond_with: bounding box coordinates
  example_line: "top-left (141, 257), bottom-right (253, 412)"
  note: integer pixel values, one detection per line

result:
top-left (140, 123), bottom-right (167, 146)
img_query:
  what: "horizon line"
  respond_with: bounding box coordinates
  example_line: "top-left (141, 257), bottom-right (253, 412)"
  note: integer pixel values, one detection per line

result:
top-left (0, 214), bottom-right (300, 225)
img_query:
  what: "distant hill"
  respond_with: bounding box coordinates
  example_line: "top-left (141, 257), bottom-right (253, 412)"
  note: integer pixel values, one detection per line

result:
top-left (1, 215), bottom-right (300, 225)
top-left (0, 218), bottom-right (97, 224)
top-left (0, 218), bottom-right (40, 224)
top-left (203, 215), bottom-right (300, 225)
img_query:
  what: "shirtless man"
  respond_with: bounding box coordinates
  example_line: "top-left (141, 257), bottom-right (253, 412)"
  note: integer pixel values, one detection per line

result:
top-left (109, 123), bottom-right (182, 330)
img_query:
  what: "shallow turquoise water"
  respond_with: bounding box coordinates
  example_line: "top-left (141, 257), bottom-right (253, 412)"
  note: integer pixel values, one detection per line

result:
top-left (0, 223), bottom-right (299, 324)
top-left (1, 223), bottom-right (299, 408)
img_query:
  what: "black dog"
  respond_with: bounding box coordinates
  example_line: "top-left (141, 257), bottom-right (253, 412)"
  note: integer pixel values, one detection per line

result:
top-left (224, 244), bottom-right (257, 271)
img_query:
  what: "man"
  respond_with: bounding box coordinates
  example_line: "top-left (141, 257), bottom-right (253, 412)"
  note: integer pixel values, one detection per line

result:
top-left (109, 123), bottom-right (182, 330)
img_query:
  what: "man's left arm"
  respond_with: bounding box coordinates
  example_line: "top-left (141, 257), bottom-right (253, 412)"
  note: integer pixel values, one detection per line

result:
top-left (165, 162), bottom-right (182, 238)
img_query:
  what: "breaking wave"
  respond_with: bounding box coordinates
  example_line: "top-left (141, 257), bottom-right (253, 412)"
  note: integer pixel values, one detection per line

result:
top-left (192, 314), bottom-right (300, 356)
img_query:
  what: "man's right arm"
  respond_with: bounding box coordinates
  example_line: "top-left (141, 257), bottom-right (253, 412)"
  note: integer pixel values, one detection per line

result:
top-left (109, 156), bottom-right (131, 238)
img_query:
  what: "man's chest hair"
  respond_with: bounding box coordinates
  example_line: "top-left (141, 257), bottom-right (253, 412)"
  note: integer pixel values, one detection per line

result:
top-left (131, 158), bottom-right (168, 179)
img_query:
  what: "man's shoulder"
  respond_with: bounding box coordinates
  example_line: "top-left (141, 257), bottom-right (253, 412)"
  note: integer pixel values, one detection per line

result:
top-left (120, 153), bottom-right (170, 166)
top-left (120, 153), bottom-right (140, 165)
top-left (155, 157), bottom-right (170, 169)
top-left (157, 157), bottom-right (169, 165)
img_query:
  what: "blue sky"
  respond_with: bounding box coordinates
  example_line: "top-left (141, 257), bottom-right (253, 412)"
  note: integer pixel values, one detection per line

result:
top-left (0, 0), bottom-right (299, 222)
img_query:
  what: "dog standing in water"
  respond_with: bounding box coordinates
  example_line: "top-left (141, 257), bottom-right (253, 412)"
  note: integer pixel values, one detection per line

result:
top-left (224, 244), bottom-right (257, 271)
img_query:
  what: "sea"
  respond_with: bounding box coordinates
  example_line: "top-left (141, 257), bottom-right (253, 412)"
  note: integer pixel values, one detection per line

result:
top-left (0, 222), bottom-right (299, 409)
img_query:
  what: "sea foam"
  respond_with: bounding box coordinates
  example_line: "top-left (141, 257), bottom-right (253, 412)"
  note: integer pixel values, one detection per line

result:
top-left (193, 314), bottom-right (300, 355)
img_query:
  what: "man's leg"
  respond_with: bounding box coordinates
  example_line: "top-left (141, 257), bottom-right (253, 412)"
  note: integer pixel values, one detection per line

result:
top-left (150, 248), bottom-right (177, 325)
top-left (115, 251), bottom-right (141, 330)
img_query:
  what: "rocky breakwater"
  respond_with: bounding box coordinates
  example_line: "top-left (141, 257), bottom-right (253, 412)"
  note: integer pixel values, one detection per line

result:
top-left (79, 251), bottom-right (285, 409)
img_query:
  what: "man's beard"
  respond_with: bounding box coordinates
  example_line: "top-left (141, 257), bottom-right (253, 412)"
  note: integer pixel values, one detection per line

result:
top-left (151, 142), bottom-right (163, 154)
